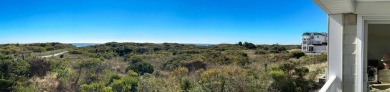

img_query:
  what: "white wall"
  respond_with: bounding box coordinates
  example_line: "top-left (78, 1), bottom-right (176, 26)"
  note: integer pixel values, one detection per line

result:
top-left (314, 45), bottom-right (326, 53)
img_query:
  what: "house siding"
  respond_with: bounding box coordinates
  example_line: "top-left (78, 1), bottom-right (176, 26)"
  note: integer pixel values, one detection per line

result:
top-left (342, 14), bottom-right (357, 92)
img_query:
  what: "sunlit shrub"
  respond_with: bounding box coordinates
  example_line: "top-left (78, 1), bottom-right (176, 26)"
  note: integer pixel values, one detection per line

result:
top-left (80, 82), bottom-right (112, 92)
top-left (110, 76), bottom-right (138, 92)
top-left (172, 67), bottom-right (189, 78)
top-left (255, 49), bottom-right (267, 55)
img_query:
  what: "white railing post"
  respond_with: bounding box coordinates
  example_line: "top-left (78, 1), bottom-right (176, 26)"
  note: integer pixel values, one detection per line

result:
top-left (319, 76), bottom-right (337, 92)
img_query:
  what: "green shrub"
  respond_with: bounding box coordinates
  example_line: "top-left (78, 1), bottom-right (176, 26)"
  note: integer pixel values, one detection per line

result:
top-left (135, 47), bottom-right (148, 54)
top-left (279, 62), bottom-right (296, 72)
top-left (162, 59), bottom-right (185, 70)
top-left (13, 86), bottom-right (34, 92)
top-left (268, 62), bottom-right (315, 92)
top-left (172, 67), bottom-right (189, 78)
top-left (137, 76), bottom-right (181, 92)
top-left (69, 50), bottom-right (83, 54)
top-left (127, 70), bottom-right (139, 77)
top-left (242, 42), bottom-right (257, 49)
top-left (30, 46), bottom-right (46, 52)
top-left (271, 45), bottom-right (287, 52)
top-left (255, 49), bottom-right (267, 55)
top-left (202, 51), bottom-right (227, 64)
top-left (126, 62), bottom-right (154, 75)
top-left (181, 79), bottom-right (192, 91)
top-left (124, 55), bottom-right (142, 64)
top-left (223, 51), bottom-right (249, 65)
top-left (294, 67), bottom-right (309, 78)
top-left (80, 82), bottom-right (112, 92)
top-left (78, 58), bottom-right (102, 68)
top-left (184, 61), bottom-right (206, 72)
top-left (289, 51), bottom-right (305, 59)
top-left (108, 74), bottom-right (121, 84)
top-left (268, 70), bottom-right (286, 81)
top-left (110, 77), bottom-right (138, 92)
top-left (269, 50), bottom-right (280, 53)
top-left (316, 54), bottom-right (327, 62)
top-left (0, 79), bottom-right (13, 91)
top-left (199, 66), bottom-right (248, 92)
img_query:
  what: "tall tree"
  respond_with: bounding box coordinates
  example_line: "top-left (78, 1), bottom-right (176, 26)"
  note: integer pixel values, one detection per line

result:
top-left (237, 41), bottom-right (243, 46)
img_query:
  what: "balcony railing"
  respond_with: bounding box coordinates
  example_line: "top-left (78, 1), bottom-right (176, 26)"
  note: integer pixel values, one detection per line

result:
top-left (319, 75), bottom-right (336, 92)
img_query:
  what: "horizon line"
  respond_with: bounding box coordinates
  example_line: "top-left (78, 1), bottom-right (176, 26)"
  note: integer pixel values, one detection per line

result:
top-left (0, 41), bottom-right (301, 45)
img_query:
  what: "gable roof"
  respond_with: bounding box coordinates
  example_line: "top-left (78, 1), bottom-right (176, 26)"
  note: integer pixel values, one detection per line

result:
top-left (303, 32), bottom-right (328, 36)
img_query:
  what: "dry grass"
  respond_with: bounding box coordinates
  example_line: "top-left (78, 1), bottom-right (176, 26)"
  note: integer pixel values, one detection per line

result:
top-left (102, 57), bottom-right (128, 73)
top-left (304, 62), bottom-right (327, 80)
top-left (242, 50), bottom-right (256, 59)
top-left (29, 72), bottom-right (60, 92)
top-left (304, 62), bottom-right (326, 72)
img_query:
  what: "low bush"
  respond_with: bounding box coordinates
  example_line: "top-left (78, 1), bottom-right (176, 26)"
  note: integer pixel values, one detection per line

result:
top-left (29, 59), bottom-right (51, 77)
top-left (255, 49), bottom-right (267, 55)
top-left (184, 61), bottom-right (206, 72)
top-left (69, 50), bottom-right (83, 54)
top-left (0, 79), bottom-right (13, 91)
top-left (126, 62), bottom-right (154, 75)
top-left (289, 51), bottom-right (305, 59)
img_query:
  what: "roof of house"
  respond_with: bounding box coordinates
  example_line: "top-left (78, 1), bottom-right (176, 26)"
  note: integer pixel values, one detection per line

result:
top-left (302, 32), bottom-right (327, 36)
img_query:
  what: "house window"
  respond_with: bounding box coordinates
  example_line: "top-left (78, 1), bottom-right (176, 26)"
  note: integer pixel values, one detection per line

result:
top-left (303, 41), bottom-right (306, 44)
top-left (317, 36), bottom-right (319, 38)
top-left (303, 46), bottom-right (306, 50)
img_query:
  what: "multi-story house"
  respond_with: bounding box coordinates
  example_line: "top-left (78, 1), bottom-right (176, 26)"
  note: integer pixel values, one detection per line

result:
top-left (301, 32), bottom-right (327, 53)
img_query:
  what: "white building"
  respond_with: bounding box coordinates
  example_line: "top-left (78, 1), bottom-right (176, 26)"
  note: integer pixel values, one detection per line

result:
top-left (313, 0), bottom-right (390, 92)
top-left (301, 32), bottom-right (328, 53)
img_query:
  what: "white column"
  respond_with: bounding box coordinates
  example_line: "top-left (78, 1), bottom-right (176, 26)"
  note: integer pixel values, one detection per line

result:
top-left (328, 14), bottom-right (343, 92)
top-left (356, 15), bottom-right (365, 92)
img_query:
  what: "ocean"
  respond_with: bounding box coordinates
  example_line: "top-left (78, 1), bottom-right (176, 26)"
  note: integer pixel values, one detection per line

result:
top-left (70, 43), bottom-right (98, 47)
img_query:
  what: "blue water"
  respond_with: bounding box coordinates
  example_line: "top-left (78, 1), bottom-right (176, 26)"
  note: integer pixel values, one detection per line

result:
top-left (71, 43), bottom-right (98, 47)
top-left (193, 44), bottom-right (215, 46)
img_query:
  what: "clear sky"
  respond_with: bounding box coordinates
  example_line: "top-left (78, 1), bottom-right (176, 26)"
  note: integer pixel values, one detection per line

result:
top-left (0, 0), bottom-right (327, 44)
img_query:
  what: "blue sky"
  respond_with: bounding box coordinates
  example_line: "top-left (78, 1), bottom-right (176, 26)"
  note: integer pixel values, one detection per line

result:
top-left (0, 0), bottom-right (327, 44)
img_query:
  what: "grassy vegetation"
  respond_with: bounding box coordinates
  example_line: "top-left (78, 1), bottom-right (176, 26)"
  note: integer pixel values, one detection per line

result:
top-left (0, 42), bottom-right (326, 92)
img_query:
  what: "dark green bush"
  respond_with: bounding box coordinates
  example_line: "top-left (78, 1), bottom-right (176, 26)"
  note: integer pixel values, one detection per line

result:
top-left (289, 51), bottom-right (305, 59)
top-left (69, 50), bottom-right (83, 54)
top-left (269, 50), bottom-right (280, 53)
top-left (0, 79), bottom-right (13, 91)
top-left (162, 59), bottom-right (185, 70)
top-left (124, 55), bottom-right (142, 64)
top-left (126, 62), bottom-right (154, 75)
top-left (181, 78), bottom-right (192, 91)
top-left (108, 74), bottom-right (121, 84)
